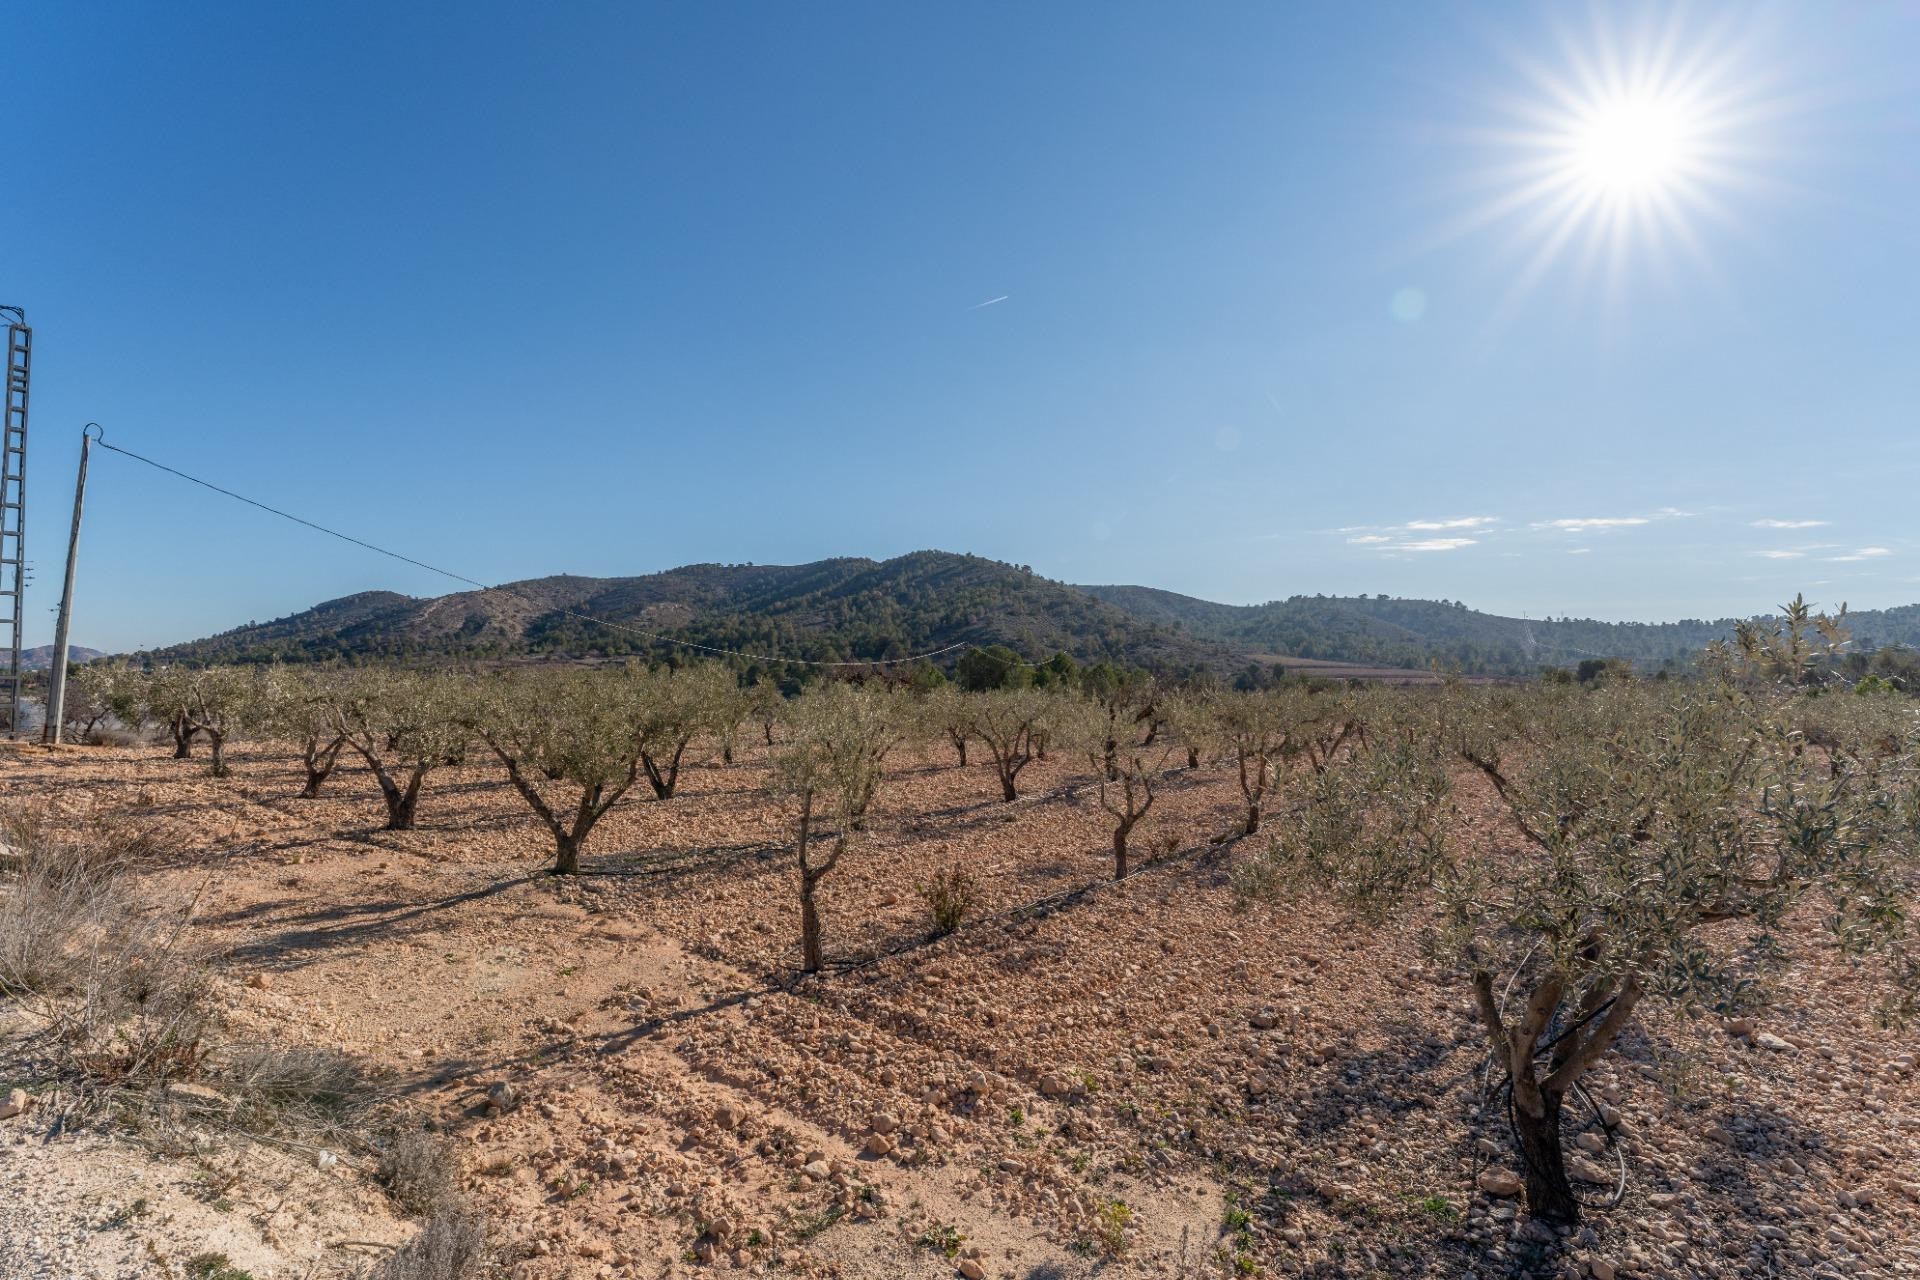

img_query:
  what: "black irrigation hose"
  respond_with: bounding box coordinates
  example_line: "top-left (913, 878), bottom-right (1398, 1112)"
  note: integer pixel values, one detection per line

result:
top-left (1468, 970), bottom-right (1630, 1211)
top-left (1497, 1075), bottom-right (1630, 1211)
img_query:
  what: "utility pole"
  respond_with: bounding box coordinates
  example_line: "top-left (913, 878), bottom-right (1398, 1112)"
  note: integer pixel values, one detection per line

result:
top-left (42, 425), bottom-right (95, 746)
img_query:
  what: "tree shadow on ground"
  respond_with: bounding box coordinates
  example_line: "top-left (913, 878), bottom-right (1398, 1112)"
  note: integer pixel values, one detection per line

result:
top-left (220, 872), bottom-right (541, 973)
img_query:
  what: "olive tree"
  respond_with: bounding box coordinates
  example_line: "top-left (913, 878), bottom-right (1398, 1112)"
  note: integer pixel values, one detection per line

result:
top-left (1062, 697), bottom-right (1173, 879)
top-left (470, 666), bottom-right (650, 874)
top-left (1156, 687), bottom-right (1211, 770)
top-left (1212, 688), bottom-right (1295, 836)
top-left (1243, 679), bottom-right (1919, 1224)
top-left (63, 663), bottom-right (129, 742)
top-left (970, 687), bottom-right (1057, 802)
top-left (635, 662), bottom-right (736, 800)
top-left (1078, 664), bottom-right (1154, 781)
top-left (923, 684), bottom-right (974, 767)
top-left (141, 666), bottom-right (205, 758)
top-left (260, 667), bottom-right (351, 798)
top-left (765, 682), bottom-right (910, 973)
top-left (147, 666), bottom-right (256, 776)
top-left (332, 670), bottom-right (471, 831)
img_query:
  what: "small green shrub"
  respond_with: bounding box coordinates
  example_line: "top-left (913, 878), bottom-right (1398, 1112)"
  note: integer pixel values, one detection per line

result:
top-left (915, 864), bottom-right (977, 935)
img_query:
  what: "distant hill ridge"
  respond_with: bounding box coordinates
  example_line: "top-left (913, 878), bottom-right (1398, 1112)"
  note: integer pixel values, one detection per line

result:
top-left (148, 552), bottom-right (1236, 675)
top-left (141, 550), bottom-right (1920, 676)
top-left (20, 644), bottom-right (105, 670)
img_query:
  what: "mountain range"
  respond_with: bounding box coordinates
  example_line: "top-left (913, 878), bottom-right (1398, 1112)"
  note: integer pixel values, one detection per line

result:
top-left (141, 550), bottom-right (1920, 677)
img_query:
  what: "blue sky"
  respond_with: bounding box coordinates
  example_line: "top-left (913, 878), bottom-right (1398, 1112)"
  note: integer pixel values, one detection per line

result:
top-left (9, 2), bottom-right (1920, 652)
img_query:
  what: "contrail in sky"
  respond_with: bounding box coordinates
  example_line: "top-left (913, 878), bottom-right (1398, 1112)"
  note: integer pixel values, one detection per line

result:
top-left (970, 295), bottom-right (1009, 310)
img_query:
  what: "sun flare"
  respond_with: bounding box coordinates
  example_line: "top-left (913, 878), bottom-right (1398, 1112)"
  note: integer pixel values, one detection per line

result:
top-left (1567, 92), bottom-right (1697, 198)
top-left (1442, 9), bottom-right (1783, 311)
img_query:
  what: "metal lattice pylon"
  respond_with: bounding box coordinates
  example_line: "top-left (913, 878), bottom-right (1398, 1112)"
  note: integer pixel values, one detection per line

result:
top-left (1, 310), bottom-right (28, 736)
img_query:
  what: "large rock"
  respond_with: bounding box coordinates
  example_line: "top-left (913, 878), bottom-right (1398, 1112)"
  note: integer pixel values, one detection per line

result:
top-left (0, 1088), bottom-right (31, 1120)
top-left (1569, 1155), bottom-right (1613, 1185)
top-left (1477, 1168), bottom-right (1524, 1197)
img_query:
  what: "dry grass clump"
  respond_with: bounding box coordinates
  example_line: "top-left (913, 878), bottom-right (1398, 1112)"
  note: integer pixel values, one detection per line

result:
top-left (0, 810), bottom-right (209, 1091)
top-left (375, 1125), bottom-right (465, 1216)
top-left (357, 1209), bottom-right (490, 1280)
top-left (221, 1044), bottom-right (373, 1138)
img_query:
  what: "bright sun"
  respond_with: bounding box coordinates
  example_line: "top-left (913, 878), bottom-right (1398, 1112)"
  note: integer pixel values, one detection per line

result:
top-left (1568, 93), bottom-right (1696, 197)
top-left (1443, 9), bottom-right (1778, 310)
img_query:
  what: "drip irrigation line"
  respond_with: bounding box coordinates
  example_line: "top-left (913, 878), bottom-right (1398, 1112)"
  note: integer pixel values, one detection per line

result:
top-left (91, 435), bottom-right (971, 669)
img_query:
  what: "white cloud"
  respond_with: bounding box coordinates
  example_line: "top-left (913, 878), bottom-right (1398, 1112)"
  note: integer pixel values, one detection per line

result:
top-left (1532, 507), bottom-right (1692, 535)
top-left (1405, 516), bottom-right (1499, 531)
top-left (1752, 519), bottom-right (1828, 529)
top-left (1346, 534), bottom-right (1392, 545)
top-left (1830, 547), bottom-right (1892, 562)
top-left (1397, 537), bottom-right (1477, 552)
top-left (1757, 550), bottom-right (1805, 560)
top-left (1534, 516), bottom-right (1650, 532)
top-left (1567, 547), bottom-right (1592, 555)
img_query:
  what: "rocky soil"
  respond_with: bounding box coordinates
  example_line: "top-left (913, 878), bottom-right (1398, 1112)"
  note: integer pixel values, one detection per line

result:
top-left (3, 738), bottom-right (1917, 1279)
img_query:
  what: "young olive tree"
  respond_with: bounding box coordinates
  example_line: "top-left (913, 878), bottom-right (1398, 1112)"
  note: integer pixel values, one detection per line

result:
top-left (1078, 664), bottom-right (1154, 781)
top-left (260, 667), bottom-right (352, 798)
top-left (746, 681), bottom-right (784, 749)
top-left (711, 680), bottom-right (752, 766)
top-left (1155, 687), bottom-right (1211, 770)
top-left (635, 662), bottom-right (736, 800)
top-left (63, 662), bottom-right (129, 742)
top-left (765, 682), bottom-right (910, 973)
top-left (1243, 679), bottom-right (1919, 1225)
top-left (333, 670), bottom-right (471, 831)
top-left (1212, 688), bottom-right (1294, 836)
top-left (161, 666), bottom-right (258, 776)
top-left (470, 666), bottom-right (650, 874)
top-left (923, 684), bottom-right (974, 767)
top-left (141, 666), bottom-right (204, 759)
top-left (1062, 697), bottom-right (1174, 879)
top-left (971, 687), bottom-right (1057, 802)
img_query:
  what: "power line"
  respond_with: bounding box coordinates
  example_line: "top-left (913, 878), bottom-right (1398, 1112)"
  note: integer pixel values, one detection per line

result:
top-left (91, 435), bottom-right (969, 669)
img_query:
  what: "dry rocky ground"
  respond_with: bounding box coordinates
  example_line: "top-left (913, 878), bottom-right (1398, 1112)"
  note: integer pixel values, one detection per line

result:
top-left (2, 736), bottom-right (1917, 1280)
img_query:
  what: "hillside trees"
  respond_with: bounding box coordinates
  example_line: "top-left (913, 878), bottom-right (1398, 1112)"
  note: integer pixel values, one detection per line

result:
top-left (1241, 680), bottom-right (1920, 1224)
top-left (955, 644), bottom-right (1030, 692)
top-left (333, 670), bottom-right (471, 831)
top-left (469, 667), bottom-right (651, 874)
top-left (765, 683), bottom-right (911, 972)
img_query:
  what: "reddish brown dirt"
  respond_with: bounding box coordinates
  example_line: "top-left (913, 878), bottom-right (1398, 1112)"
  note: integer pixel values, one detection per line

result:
top-left (3, 738), bottom-right (1916, 1280)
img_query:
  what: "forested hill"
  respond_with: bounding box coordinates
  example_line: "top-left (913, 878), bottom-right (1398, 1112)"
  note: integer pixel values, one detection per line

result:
top-left (141, 551), bottom-right (1920, 678)
top-left (1078, 586), bottom-right (1920, 675)
top-left (147, 552), bottom-right (1238, 678)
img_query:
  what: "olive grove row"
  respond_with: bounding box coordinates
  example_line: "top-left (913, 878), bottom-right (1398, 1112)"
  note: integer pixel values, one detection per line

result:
top-left (59, 615), bottom-right (1920, 1227)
